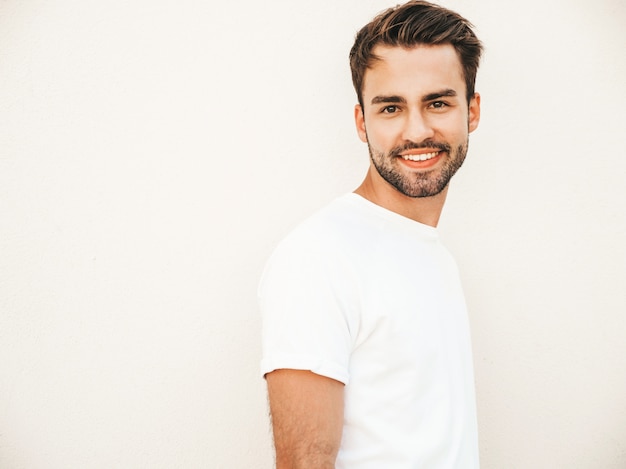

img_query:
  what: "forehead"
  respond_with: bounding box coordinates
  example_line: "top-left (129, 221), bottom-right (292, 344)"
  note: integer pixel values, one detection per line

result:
top-left (362, 44), bottom-right (465, 99)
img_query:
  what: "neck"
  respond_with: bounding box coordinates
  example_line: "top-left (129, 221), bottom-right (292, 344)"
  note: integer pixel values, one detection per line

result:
top-left (354, 166), bottom-right (448, 227)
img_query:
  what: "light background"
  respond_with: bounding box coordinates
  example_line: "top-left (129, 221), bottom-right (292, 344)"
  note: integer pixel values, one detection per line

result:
top-left (1, 0), bottom-right (625, 467)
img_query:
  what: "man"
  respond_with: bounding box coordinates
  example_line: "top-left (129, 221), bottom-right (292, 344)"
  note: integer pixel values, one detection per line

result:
top-left (259, 1), bottom-right (482, 467)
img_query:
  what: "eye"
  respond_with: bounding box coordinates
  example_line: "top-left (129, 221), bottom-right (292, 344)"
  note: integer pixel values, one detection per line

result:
top-left (381, 105), bottom-right (399, 114)
top-left (428, 101), bottom-right (452, 112)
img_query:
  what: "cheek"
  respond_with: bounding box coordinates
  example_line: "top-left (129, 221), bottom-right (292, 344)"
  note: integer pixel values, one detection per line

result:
top-left (434, 115), bottom-right (469, 139)
top-left (364, 119), bottom-right (403, 148)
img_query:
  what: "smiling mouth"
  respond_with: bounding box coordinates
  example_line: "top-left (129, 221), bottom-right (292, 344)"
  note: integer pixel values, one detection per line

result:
top-left (400, 151), bottom-right (440, 162)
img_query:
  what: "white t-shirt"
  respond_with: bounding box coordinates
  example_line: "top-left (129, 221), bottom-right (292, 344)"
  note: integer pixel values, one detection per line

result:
top-left (259, 193), bottom-right (479, 468)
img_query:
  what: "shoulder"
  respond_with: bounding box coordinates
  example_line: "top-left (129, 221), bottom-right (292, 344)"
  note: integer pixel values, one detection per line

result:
top-left (259, 194), bottom-right (373, 296)
top-left (271, 195), bottom-right (366, 258)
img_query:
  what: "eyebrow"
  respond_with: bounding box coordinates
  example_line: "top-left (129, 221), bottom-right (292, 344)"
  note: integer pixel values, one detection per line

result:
top-left (370, 89), bottom-right (458, 105)
top-left (370, 95), bottom-right (406, 105)
top-left (422, 89), bottom-right (458, 102)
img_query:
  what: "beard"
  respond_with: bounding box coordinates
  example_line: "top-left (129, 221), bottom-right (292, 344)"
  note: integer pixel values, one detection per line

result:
top-left (368, 139), bottom-right (469, 198)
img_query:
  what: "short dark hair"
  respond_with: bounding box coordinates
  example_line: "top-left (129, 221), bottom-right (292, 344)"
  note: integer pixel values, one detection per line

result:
top-left (349, 0), bottom-right (483, 107)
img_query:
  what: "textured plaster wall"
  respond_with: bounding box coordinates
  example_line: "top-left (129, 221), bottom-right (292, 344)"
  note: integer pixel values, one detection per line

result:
top-left (1, 0), bottom-right (625, 468)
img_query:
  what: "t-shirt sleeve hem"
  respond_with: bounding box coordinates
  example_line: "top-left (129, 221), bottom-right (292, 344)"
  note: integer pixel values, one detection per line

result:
top-left (261, 355), bottom-right (350, 385)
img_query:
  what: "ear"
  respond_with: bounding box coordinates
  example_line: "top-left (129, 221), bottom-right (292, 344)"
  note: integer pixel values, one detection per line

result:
top-left (468, 93), bottom-right (481, 133)
top-left (354, 104), bottom-right (368, 143)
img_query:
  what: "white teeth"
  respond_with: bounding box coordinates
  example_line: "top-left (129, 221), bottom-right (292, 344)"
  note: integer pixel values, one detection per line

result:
top-left (402, 151), bottom-right (439, 162)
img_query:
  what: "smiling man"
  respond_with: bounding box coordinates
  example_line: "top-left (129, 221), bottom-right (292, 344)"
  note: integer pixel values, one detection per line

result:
top-left (259, 2), bottom-right (483, 468)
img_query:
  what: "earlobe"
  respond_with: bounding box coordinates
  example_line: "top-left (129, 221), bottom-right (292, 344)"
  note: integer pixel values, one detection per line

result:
top-left (354, 104), bottom-right (368, 143)
top-left (468, 93), bottom-right (481, 133)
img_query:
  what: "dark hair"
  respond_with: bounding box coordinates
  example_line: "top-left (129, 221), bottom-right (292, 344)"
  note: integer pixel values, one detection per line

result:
top-left (349, 0), bottom-right (483, 106)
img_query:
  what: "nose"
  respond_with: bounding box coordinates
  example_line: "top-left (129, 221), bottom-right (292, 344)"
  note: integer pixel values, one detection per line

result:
top-left (402, 109), bottom-right (435, 143)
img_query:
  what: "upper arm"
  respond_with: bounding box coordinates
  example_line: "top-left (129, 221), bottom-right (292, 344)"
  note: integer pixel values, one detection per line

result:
top-left (266, 369), bottom-right (344, 469)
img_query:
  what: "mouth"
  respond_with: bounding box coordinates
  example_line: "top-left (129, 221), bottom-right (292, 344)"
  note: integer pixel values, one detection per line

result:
top-left (400, 151), bottom-right (440, 162)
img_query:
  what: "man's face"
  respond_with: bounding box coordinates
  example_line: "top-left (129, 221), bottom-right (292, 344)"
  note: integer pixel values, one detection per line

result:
top-left (355, 44), bottom-right (480, 198)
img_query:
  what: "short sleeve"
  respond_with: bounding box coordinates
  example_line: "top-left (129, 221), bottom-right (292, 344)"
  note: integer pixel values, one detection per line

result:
top-left (258, 234), bottom-right (357, 385)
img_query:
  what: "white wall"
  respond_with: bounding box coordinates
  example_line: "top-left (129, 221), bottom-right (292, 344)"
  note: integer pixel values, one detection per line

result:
top-left (1, 0), bottom-right (625, 467)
